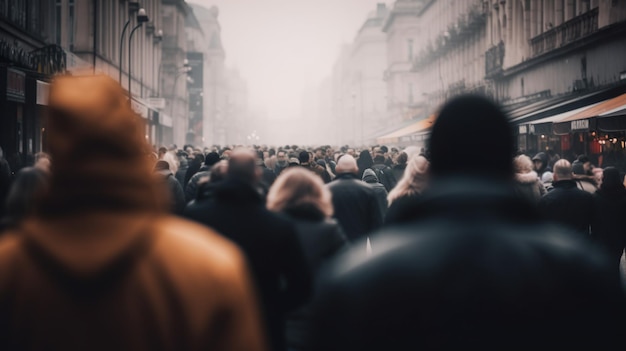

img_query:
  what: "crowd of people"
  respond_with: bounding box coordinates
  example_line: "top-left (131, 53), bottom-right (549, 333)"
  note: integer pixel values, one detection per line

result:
top-left (0, 75), bottom-right (625, 350)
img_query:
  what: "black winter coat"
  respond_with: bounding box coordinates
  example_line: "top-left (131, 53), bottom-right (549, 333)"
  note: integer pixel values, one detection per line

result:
top-left (391, 164), bottom-right (406, 183)
top-left (158, 171), bottom-right (186, 215)
top-left (592, 187), bottom-right (626, 266)
top-left (183, 179), bottom-right (311, 351)
top-left (538, 179), bottom-right (593, 238)
top-left (384, 193), bottom-right (422, 225)
top-left (282, 205), bottom-right (348, 351)
top-left (312, 178), bottom-right (626, 351)
top-left (326, 174), bottom-right (383, 242)
top-left (362, 169), bottom-right (388, 220)
top-left (184, 170), bottom-right (210, 203)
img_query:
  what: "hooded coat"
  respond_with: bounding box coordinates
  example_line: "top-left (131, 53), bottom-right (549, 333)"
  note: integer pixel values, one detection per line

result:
top-left (0, 75), bottom-right (266, 351)
top-left (362, 169), bottom-right (388, 219)
top-left (532, 152), bottom-right (549, 179)
top-left (513, 170), bottom-right (545, 203)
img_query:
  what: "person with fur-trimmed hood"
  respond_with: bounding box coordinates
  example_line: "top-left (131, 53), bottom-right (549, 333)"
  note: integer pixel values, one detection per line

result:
top-left (513, 155), bottom-right (545, 203)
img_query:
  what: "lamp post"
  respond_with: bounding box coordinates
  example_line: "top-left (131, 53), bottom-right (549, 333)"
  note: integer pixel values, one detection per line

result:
top-left (128, 8), bottom-right (149, 99)
top-left (118, 2), bottom-right (140, 84)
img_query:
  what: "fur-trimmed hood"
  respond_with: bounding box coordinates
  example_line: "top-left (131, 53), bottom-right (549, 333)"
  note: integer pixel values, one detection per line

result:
top-left (515, 171), bottom-right (540, 184)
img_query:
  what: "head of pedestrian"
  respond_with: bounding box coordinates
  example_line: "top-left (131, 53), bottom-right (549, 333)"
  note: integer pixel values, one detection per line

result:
top-left (45, 74), bottom-right (165, 214)
top-left (429, 94), bottom-right (514, 182)
top-left (335, 155), bottom-right (359, 175)
top-left (552, 159), bottom-right (573, 182)
top-left (227, 148), bottom-right (261, 185)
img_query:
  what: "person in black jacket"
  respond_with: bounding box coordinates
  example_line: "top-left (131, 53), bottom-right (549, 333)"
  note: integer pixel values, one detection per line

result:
top-left (267, 167), bottom-right (348, 351)
top-left (371, 151), bottom-right (397, 192)
top-left (311, 95), bottom-right (625, 351)
top-left (154, 160), bottom-right (185, 214)
top-left (184, 148), bottom-right (311, 351)
top-left (361, 169), bottom-right (388, 220)
top-left (326, 155), bottom-right (383, 243)
top-left (592, 167), bottom-right (626, 268)
top-left (538, 159), bottom-right (593, 238)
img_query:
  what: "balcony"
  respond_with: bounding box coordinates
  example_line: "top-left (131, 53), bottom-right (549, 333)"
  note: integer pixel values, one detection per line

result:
top-left (530, 8), bottom-right (599, 57)
top-left (31, 45), bottom-right (66, 75)
top-left (485, 41), bottom-right (505, 78)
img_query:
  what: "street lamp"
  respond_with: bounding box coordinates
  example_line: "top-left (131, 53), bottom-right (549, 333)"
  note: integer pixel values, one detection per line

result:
top-left (128, 8), bottom-right (150, 99)
top-left (118, 2), bottom-right (140, 84)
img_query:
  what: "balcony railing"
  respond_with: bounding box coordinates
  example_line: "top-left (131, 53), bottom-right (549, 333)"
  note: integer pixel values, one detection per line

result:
top-left (485, 41), bottom-right (505, 77)
top-left (31, 45), bottom-right (66, 75)
top-left (531, 8), bottom-right (599, 57)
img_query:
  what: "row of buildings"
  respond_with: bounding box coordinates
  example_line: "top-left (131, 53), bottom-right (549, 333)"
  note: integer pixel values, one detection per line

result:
top-left (0, 0), bottom-right (250, 172)
top-left (329, 0), bottom-right (626, 162)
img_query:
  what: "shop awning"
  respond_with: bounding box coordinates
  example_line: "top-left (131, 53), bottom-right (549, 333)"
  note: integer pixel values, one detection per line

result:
top-left (561, 93), bottom-right (626, 122)
top-left (519, 103), bottom-right (602, 136)
top-left (376, 114), bottom-right (436, 144)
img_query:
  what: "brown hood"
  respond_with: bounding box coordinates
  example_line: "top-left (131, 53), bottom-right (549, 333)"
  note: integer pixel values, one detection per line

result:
top-left (19, 213), bottom-right (157, 277)
top-left (42, 75), bottom-right (166, 215)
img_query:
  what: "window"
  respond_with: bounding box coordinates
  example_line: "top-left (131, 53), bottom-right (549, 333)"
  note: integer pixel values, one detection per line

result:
top-left (68, 0), bottom-right (75, 50)
top-left (408, 39), bottom-right (414, 61)
top-left (55, 0), bottom-right (61, 45)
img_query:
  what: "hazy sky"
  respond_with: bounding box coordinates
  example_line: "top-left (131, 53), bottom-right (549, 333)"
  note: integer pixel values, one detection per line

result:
top-left (187, 0), bottom-right (388, 120)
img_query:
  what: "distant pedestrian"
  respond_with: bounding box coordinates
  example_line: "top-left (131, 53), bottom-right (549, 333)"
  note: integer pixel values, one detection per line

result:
top-left (267, 167), bottom-right (348, 351)
top-left (327, 155), bottom-right (382, 243)
top-left (384, 154), bottom-right (429, 225)
top-left (184, 148), bottom-right (311, 351)
top-left (513, 154), bottom-right (545, 203)
top-left (361, 169), bottom-right (388, 220)
top-left (538, 159), bottom-right (593, 238)
top-left (154, 160), bottom-right (186, 215)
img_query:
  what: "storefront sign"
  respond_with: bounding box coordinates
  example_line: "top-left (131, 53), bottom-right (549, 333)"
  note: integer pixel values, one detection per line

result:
top-left (36, 80), bottom-right (50, 105)
top-left (518, 125), bottom-right (527, 134)
top-left (148, 97), bottom-right (166, 109)
top-left (7, 69), bottom-right (25, 102)
top-left (131, 99), bottom-right (149, 119)
top-left (571, 119), bottom-right (589, 131)
top-left (159, 113), bottom-right (173, 127)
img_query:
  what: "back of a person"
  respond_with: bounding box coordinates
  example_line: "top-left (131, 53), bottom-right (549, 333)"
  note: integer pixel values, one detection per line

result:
top-left (0, 214), bottom-right (265, 351)
top-left (327, 175), bottom-right (382, 241)
top-left (312, 95), bottom-right (626, 351)
top-left (539, 179), bottom-right (593, 237)
top-left (592, 167), bottom-right (626, 265)
top-left (313, 214), bottom-right (626, 351)
top-left (185, 173), bottom-right (310, 351)
top-left (0, 75), bottom-right (266, 351)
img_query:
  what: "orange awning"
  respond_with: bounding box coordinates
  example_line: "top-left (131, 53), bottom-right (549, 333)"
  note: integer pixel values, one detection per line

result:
top-left (376, 114), bottom-right (436, 144)
top-left (561, 93), bottom-right (626, 122)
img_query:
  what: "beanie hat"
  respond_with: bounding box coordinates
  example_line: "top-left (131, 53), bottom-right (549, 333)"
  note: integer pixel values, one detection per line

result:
top-left (429, 95), bottom-right (514, 179)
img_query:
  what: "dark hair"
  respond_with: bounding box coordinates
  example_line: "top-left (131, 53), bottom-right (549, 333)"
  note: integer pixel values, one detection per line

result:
top-left (396, 152), bottom-right (408, 165)
top-left (298, 151), bottom-right (310, 164)
top-left (577, 155), bottom-right (589, 164)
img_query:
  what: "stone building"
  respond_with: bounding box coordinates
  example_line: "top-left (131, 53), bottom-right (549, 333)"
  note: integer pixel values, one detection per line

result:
top-left (0, 1), bottom-right (66, 170)
top-left (331, 3), bottom-right (389, 146)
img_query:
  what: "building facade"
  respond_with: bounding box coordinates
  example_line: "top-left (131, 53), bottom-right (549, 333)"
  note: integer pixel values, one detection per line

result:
top-left (0, 1), bottom-right (66, 171)
top-left (332, 3), bottom-right (389, 146)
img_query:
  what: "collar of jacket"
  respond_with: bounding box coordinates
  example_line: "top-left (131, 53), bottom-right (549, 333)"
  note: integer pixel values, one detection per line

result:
top-left (552, 179), bottom-right (578, 189)
top-left (401, 176), bottom-right (539, 224)
top-left (214, 178), bottom-right (263, 204)
top-left (335, 173), bottom-right (359, 181)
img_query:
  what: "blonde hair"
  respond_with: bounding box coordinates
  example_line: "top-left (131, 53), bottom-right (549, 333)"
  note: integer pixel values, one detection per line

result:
top-left (513, 155), bottom-right (533, 174)
top-left (387, 155), bottom-right (429, 205)
top-left (267, 167), bottom-right (333, 218)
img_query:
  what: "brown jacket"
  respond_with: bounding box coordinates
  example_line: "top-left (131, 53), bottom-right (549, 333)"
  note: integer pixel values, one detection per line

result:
top-left (0, 212), bottom-right (267, 351)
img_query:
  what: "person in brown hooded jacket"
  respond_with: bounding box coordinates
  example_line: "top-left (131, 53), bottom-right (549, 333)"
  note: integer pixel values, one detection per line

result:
top-left (0, 75), bottom-right (266, 351)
